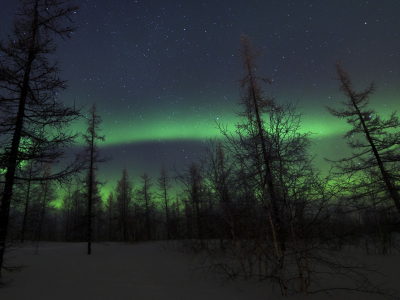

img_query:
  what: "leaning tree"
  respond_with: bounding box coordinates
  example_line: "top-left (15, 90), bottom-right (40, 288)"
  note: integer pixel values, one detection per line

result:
top-left (326, 63), bottom-right (400, 216)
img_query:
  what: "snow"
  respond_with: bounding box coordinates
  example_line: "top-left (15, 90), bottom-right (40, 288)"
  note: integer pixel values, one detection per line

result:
top-left (2, 242), bottom-right (399, 300)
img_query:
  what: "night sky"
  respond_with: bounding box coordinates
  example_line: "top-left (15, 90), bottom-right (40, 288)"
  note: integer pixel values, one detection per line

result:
top-left (1, 0), bottom-right (399, 198)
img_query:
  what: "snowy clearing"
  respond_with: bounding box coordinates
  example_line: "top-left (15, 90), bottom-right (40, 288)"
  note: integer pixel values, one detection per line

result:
top-left (2, 241), bottom-right (399, 300)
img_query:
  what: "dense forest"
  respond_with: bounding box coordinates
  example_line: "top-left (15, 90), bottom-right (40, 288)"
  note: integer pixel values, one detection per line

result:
top-left (1, 0), bottom-right (399, 297)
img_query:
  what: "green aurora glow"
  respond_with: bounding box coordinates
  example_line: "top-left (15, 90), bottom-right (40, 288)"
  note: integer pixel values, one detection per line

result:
top-left (71, 87), bottom-right (399, 147)
top-left (1, 0), bottom-right (399, 205)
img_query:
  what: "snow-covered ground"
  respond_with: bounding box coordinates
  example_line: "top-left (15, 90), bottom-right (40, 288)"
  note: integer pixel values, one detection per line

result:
top-left (2, 242), bottom-right (399, 300)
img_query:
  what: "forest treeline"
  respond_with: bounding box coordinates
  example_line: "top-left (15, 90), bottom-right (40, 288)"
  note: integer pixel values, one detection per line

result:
top-left (1, 0), bottom-right (400, 297)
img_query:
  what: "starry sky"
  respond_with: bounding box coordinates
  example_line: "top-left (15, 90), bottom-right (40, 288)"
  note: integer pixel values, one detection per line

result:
top-left (1, 0), bottom-right (399, 198)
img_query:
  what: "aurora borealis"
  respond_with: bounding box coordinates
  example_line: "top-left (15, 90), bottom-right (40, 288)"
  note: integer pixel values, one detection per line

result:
top-left (1, 0), bottom-right (399, 197)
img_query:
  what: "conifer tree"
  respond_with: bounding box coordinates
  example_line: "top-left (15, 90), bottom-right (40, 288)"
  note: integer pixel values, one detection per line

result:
top-left (82, 102), bottom-right (108, 254)
top-left (157, 164), bottom-right (172, 239)
top-left (140, 173), bottom-right (153, 241)
top-left (115, 168), bottom-right (133, 242)
top-left (327, 63), bottom-right (400, 215)
top-left (104, 191), bottom-right (116, 241)
top-left (0, 0), bottom-right (80, 277)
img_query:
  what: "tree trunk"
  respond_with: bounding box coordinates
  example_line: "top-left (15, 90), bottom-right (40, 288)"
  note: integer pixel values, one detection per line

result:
top-left (0, 4), bottom-right (39, 276)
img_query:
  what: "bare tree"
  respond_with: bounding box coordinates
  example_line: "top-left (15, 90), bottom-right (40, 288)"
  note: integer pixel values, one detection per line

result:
top-left (115, 168), bottom-right (133, 243)
top-left (157, 164), bottom-right (172, 239)
top-left (82, 102), bottom-right (109, 254)
top-left (232, 35), bottom-right (288, 293)
top-left (104, 191), bottom-right (116, 241)
top-left (0, 0), bottom-right (81, 278)
top-left (175, 161), bottom-right (211, 248)
top-left (139, 173), bottom-right (153, 241)
top-left (326, 63), bottom-right (400, 216)
top-left (211, 36), bottom-right (338, 296)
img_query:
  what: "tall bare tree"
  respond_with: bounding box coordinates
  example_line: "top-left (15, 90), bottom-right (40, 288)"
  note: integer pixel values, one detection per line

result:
top-left (82, 102), bottom-right (109, 254)
top-left (327, 63), bottom-right (400, 216)
top-left (234, 37), bottom-right (287, 289)
top-left (0, 0), bottom-right (81, 277)
top-left (215, 35), bottom-right (317, 294)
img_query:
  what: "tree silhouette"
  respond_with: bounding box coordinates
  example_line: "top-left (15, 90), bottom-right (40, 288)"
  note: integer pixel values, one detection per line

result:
top-left (0, 0), bottom-right (80, 278)
top-left (82, 102), bottom-right (109, 254)
top-left (213, 35), bottom-right (320, 295)
top-left (104, 191), bottom-right (116, 241)
top-left (115, 168), bottom-right (133, 242)
top-left (236, 35), bottom-right (288, 292)
top-left (157, 164), bottom-right (172, 240)
top-left (139, 173), bottom-right (154, 241)
top-left (327, 62), bottom-right (400, 216)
